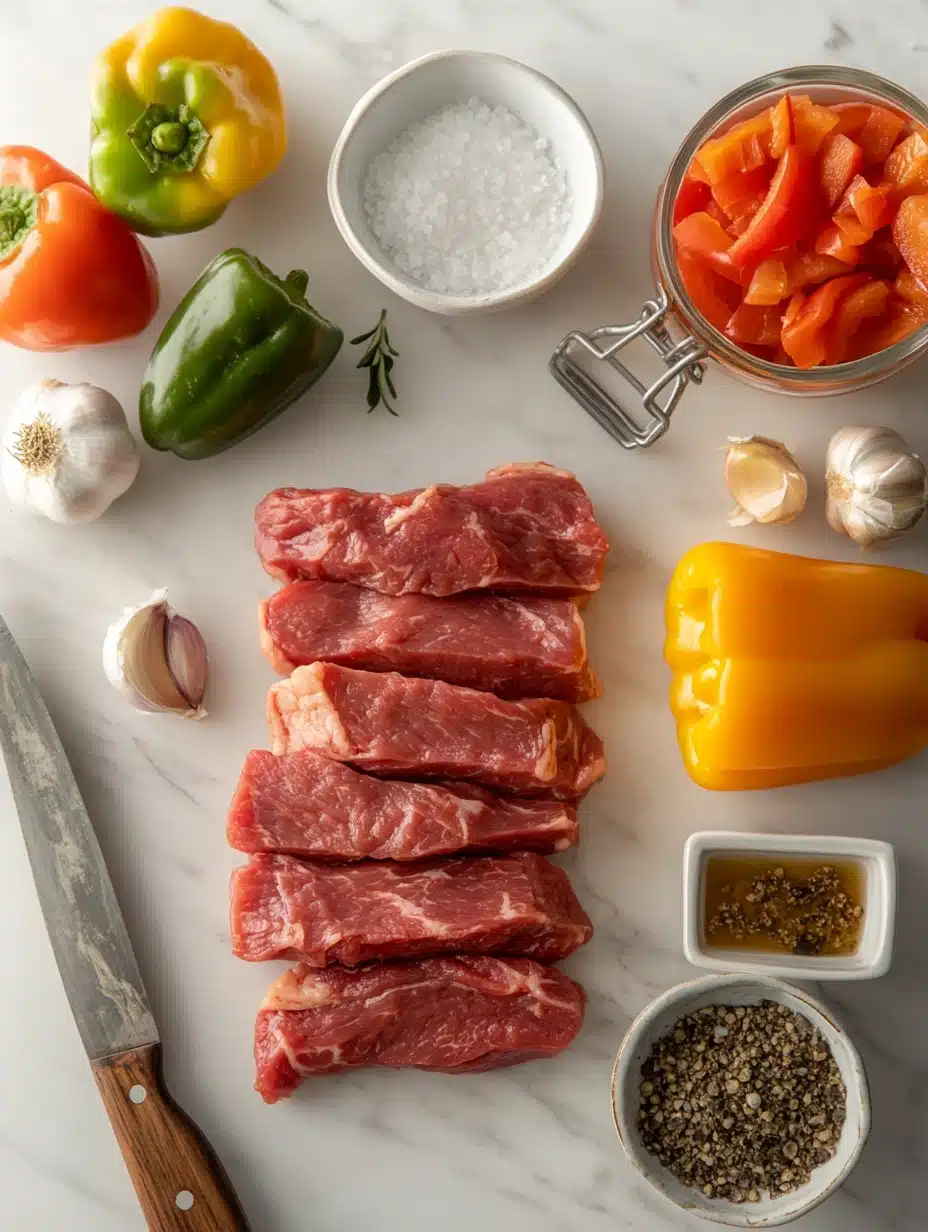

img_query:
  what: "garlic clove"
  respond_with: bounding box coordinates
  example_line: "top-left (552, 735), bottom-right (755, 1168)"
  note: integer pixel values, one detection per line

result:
top-left (104, 591), bottom-right (208, 719)
top-left (724, 436), bottom-right (808, 527)
top-left (165, 614), bottom-right (208, 712)
top-left (825, 425), bottom-right (928, 547)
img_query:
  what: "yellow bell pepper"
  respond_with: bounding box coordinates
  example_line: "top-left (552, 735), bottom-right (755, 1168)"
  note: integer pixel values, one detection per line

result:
top-left (665, 542), bottom-right (928, 790)
top-left (89, 7), bottom-right (286, 236)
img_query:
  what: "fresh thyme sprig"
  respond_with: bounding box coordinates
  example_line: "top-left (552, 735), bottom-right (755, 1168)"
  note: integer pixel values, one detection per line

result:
top-left (351, 309), bottom-right (399, 416)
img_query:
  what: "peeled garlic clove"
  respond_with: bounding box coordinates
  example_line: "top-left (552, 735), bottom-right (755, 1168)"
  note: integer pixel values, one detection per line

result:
top-left (825, 425), bottom-right (928, 547)
top-left (104, 591), bottom-right (207, 719)
top-left (724, 436), bottom-right (808, 527)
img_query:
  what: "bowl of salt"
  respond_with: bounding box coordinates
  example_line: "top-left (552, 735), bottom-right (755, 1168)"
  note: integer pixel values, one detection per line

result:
top-left (327, 49), bottom-right (604, 314)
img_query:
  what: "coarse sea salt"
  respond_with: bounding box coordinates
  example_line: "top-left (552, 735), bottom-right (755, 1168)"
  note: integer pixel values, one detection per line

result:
top-left (363, 97), bottom-right (573, 297)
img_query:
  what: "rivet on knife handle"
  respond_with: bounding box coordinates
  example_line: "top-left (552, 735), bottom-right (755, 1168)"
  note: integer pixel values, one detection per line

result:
top-left (92, 1043), bottom-right (250, 1231)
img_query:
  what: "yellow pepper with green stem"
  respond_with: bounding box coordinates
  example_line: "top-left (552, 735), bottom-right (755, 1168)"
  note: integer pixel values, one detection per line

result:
top-left (665, 542), bottom-right (928, 790)
top-left (90, 7), bottom-right (286, 236)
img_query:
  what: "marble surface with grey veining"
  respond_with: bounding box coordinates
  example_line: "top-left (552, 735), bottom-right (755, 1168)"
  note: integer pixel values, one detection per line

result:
top-left (0, 2), bottom-right (927, 1229)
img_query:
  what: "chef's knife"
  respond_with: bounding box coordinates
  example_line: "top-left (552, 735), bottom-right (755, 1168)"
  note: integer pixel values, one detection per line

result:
top-left (0, 616), bottom-right (249, 1231)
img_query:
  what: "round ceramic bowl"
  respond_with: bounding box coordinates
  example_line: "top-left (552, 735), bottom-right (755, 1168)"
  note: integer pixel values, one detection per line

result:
top-left (612, 975), bottom-right (870, 1227)
top-left (327, 49), bottom-right (604, 315)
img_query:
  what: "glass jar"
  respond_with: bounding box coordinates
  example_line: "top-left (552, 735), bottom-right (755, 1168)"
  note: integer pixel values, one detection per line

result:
top-left (551, 65), bottom-right (928, 449)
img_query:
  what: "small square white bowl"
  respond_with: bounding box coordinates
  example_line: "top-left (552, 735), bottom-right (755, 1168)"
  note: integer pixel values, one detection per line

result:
top-left (683, 832), bottom-right (896, 980)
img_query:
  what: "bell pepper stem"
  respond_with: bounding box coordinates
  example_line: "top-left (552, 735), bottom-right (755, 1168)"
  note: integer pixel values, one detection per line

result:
top-left (127, 104), bottom-right (210, 174)
top-left (285, 270), bottom-right (310, 299)
top-left (0, 185), bottom-right (38, 259)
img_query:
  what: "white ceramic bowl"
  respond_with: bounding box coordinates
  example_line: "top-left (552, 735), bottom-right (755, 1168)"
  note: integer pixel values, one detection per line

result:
top-left (327, 49), bottom-right (604, 314)
top-left (612, 975), bottom-right (870, 1227)
top-left (682, 832), bottom-right (896, 981)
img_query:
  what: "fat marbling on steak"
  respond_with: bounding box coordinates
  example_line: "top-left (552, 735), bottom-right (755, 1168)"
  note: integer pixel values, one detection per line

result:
top-left (254, 462), bottom-right (609, 595)
top-left (259, 580), bottom-right (600, 702)
top-left (228, 749), bottom-right (579, 860)
top-left (230, 851), bottom-right (593, 967)
top-left (254, 955), bottom-right (586, 1101)
top-left (266, 663), bottom-right (605, 799)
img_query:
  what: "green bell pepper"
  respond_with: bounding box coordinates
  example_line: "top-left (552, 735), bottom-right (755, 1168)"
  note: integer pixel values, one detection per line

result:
top-left (139, 249), bottom-right (343, 460)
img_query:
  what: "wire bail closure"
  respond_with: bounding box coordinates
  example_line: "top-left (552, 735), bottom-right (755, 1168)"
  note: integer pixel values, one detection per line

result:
top-left (549, 287), bottom-right (708, 449)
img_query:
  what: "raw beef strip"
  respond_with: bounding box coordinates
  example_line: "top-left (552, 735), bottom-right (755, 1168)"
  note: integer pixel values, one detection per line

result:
top-left (259, 581), bottom-right (600, 702)
top-left (266, 663), bottom-right (606, 799)
top-left (254, 462), bottom-right (609, 595)
top-left (255, 956), bottom-right (586, 1100)
top-left (228, 750), bottom-right (579, 860)
top-left (230, 851), bottom-right (593, 966)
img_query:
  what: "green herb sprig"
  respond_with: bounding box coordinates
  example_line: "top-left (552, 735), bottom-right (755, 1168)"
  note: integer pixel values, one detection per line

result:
top-left (351, 309), bottom-right (399, 416)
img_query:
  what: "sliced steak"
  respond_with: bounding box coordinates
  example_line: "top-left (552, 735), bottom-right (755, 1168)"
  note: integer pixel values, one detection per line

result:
top-left (228, 750), bottom-right (579, 860)
top-left (230, 851), bottom-right (593, 967)
top-left (255, 956), bottom-right (586, 1100)
top-left (259, 581), bottom-right (600, 702)
top-left (266, 662), bottom-right (606, 799)
top-left (254, 462), bottom-right (608, 595)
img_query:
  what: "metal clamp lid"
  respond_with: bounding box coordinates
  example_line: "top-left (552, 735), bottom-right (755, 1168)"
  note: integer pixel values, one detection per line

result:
top-left (549, 287), bottom-right (707, 449)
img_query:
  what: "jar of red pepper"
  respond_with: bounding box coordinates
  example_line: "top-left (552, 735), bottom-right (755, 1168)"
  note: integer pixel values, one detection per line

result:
top-left (551, 65), bottom-right (928, 448)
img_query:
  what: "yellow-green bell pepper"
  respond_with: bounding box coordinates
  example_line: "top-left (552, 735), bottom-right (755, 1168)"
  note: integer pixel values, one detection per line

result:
top-left (89, 7), bottom-right (286, 236)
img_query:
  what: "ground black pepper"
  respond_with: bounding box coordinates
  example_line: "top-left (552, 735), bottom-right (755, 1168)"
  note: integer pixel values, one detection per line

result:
top-left (637, 1001), bottom-right (847, 1202)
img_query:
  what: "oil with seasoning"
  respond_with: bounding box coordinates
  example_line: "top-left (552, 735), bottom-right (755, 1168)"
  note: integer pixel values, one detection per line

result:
top-left (702, 856), bottom-right (865, 957)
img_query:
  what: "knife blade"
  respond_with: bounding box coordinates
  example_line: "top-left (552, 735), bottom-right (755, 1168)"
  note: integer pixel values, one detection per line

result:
top-left (0, 616), bottom-right (249, 1231)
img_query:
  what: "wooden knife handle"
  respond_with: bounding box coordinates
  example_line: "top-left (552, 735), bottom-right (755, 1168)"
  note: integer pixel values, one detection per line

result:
top-left (92, 1043), bottom-right (251, 1231)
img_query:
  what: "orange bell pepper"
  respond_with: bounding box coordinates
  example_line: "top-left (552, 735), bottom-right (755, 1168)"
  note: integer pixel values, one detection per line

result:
top-left (819, 133), bottom-right (863, 208)
top-left (665, 542), bottom-right (928, 790)
top-left (0, 146), bottom-right (157, 350)
top-left (728, 145), bottom-right (817, 268)
top-left (892, 193), bottom-right (928, 288)
top-left (831, 102), bottom-right (873, 138)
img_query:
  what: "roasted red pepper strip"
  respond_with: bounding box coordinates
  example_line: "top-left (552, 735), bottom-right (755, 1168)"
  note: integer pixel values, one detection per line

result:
top-left (790, 96), bottom-right (840, 154)
top-left (814, 221), bottom-right (862, 265)
top-left (892, 193), bottom-right (928, 289)
top-left (728, 145), bottom-right (818, 269)
top-left (677, 249), bottom-right (741, 331)
top-left (781, 272), bottom-right (871, 367)
top-left (672, 212), bottom-right (746, 284)
top-left (725, 301), bottom-right (783, 347)
top-left (743, 257), bottom-right (791, 305)
top-left (856, 106), bottom-right (906, 164)
top-left (819, 133), bottom-right (863, 209)
top-left (826, 279), bottom-right (891, 362)
top-left (674, 173), bottom-right (711, 222)
top-left (0, 146), bottom-right (157, 350)
top-left (769, 97), bottom-right (794, 160)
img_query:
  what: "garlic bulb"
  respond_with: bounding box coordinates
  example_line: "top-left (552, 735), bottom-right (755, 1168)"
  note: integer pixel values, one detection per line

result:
top-left (826, 426), bottom-right (928, 547)
top-left (2, 380), bottom-right (139, 523)
top-left (724, 436), bottom-right (808, 527)
top-left (104, 591), bottom-right (207, 719)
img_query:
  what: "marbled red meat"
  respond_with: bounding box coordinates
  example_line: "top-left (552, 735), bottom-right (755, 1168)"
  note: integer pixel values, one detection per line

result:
top-left (254, 956), bottom-right (586, 1101)
top-left (230, 851), bottom-right (593, 967)
top-left (228, 750), bottom-right (579, 860)
top-left (259, 581), bottom-right (599, 702)
top-left (254, 462), bottom-right (608, 596)
top-left (266, 663), bottom-right (606, 799)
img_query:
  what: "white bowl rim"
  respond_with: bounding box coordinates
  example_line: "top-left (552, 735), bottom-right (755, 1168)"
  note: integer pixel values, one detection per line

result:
top-left (611, 973), bottom-right (871, 1228)
top-left (681, 832), bottom-right (897, 981)
top-left (326, 47), bottom-right (605, 313)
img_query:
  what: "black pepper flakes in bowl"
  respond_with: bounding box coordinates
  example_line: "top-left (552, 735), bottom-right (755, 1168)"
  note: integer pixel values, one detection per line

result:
top-left (611, 976), bottom-right (870, 1227)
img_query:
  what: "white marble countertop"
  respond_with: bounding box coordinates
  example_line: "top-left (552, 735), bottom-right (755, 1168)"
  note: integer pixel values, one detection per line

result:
top-left (1, 1), bottom-right (927, 1229)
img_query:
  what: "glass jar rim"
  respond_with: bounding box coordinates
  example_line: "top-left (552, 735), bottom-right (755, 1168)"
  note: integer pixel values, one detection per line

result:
top-left (656, 64), bottom-right (928, 382)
